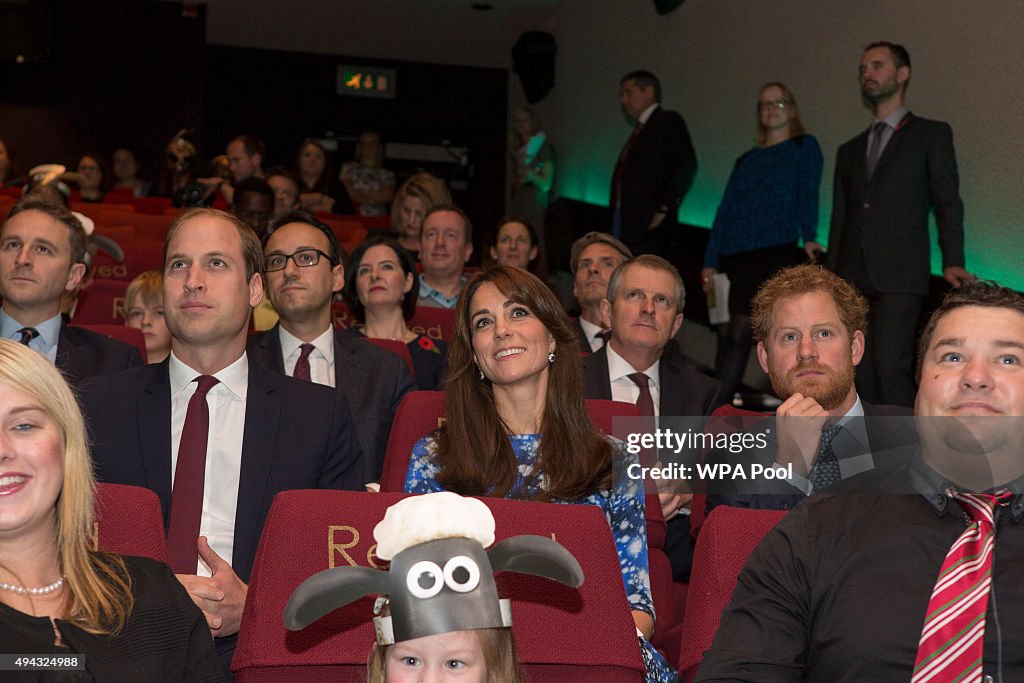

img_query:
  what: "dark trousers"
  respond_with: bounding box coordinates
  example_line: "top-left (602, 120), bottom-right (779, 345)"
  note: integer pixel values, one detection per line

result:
top-left (856, 291), bottom-right (923, 408)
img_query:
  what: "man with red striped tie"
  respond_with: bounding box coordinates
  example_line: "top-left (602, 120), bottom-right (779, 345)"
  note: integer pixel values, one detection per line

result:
top-left (696, 280), bottom-right (1024, 682)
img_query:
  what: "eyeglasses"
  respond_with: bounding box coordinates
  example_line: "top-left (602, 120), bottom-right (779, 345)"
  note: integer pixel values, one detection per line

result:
top-left (264, 248), bottom-right (334, 272)
top-left (757, 99), bottom-right (790, 111)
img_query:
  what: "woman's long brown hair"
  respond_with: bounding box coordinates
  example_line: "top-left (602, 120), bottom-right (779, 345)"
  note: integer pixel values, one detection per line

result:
top-left (435, 266), bottom-right (612, 501)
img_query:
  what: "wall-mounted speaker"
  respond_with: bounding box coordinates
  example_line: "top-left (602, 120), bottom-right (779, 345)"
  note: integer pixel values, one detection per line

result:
top-left (512, 31), bottom-right (556, 104)
top-left (654, 0), bottom-right (685, 15)
top-left (0, 1), bottom-right (54, 64)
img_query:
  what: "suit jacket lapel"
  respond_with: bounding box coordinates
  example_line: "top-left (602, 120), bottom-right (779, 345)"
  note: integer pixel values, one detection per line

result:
top-left (867, 111), bottom-right (915, 179)
top-left (254, 323), bottom-right (287, 373)
top-left (233, 364), bottom-right (280, 574)
top-left (55, 321), bottom-right (86, 384)
top-left (140, 363), bottom-right (173, 526)
top-left (332, 328), bottom-right (359, 389)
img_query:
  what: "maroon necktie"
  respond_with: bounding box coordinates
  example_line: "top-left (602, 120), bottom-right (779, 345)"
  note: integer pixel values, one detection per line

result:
top-left (611, 123), bottom-right (643, 209)
top-left (912, 489), bottom-right (1012, 683)
top-left (292, 343), bottom-right (314, 382)
top-left (628, 372), bottom-right (654, 417)
top-left (166, 375), bottom-right (219, 574)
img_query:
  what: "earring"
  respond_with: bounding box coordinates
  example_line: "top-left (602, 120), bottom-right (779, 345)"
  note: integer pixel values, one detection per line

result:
top-left (479, 368), bottom-right (485, 380)
top-left (548, 352), bottom-right (556, 364)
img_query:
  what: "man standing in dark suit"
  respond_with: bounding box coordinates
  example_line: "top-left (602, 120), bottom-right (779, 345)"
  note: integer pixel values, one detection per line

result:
top-left (0, 199), bottom-right (142, 382)
top-left (828, 41), bottom-right (971, 407)
top-left (248, 211), bottom-right (414, 483)
top-left (79, 208), bottom-right (364, 678)
top-left (583, 254), bottom-right (721, 579)
top-left (611, 70), bottom-right (697, 255)
top-left (704, 265), bottom-right (916, 514)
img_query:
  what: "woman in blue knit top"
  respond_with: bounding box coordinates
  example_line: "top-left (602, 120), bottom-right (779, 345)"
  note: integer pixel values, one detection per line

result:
top-left (701, 82), bottom-right (823, 403)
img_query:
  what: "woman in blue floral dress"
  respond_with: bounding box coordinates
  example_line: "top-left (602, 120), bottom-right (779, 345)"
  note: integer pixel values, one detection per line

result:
top-left (404, 265), bottom-right (678, 683)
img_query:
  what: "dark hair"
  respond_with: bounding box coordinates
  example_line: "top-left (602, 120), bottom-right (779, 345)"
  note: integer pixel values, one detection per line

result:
top-left (265, 209), bottom-right (342, 261)
top-left (163, 207), bottom-right (263, 281)
top-left (293, 139), bottom-right (335, 195)
top-left (435, 266), bottom-right (612, 501)
top-left (76, 152), bottom-right (111, 194)
top-left (620, 70), bottom-right (661, 102)
top-left (6, 198), bottom-right (88, 265)
top-left (865, 41), bottom-right (911, 90)
top-left (232, 176), bottom-right (274, 207)
top-left (751, 265), bottom-right (868, 344)
top-left (343, 234), bottom-right (419, 323)
top-left (422, 203), bottom-right (473, 245)
top-left (917, 280), bottom-right (1024, 381)
top-left (229, 134), bottom-right (266, 159)
top-left (569, 232), bottom-right (632, 274)
top-left (607, 255), bottom-right (686, 314)
top-left (490, 216), bottom-right (545, 277)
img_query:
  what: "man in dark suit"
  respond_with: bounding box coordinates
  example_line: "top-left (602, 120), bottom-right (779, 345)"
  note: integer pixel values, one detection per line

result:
top-left (583, 255), bottom-right (721, 579)
top-left (611, 70), bottom-right (697, 255)
top-left (569, 231), bottom-right (632, 353)
top-left (79, 208), bottom-right (363, 678)
top-left (247, 210), bottom-right (414, 483)
top-left (828, 41), bottom-right (971, 407)
top-left (0, 199), bottom-right (143, 380)
top-left (704, 265), bottom-right (916, 513)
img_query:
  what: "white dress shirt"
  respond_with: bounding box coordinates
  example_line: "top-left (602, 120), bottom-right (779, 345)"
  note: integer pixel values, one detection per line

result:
top-left (169, 351), bottom-right (248, 576)
top-left (279, 325), bottom-right (336, 387)
top-left (606, 343), bottom-right (662, 417)
top-left (579, 317), bottom-right (606, 352)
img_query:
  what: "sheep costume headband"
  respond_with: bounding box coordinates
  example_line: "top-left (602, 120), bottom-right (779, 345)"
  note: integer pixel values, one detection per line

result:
top-left (284, 492), bottom-right (584, 645)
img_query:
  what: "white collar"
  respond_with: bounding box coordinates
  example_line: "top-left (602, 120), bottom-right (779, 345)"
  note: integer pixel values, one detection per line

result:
top-left (169, 350), bottom-right (248, 400)
top-left (606, 342), bottom-right (660, 388)
top-left (279, 324), bottom-right (334, 362)
top-left (638, 103), bottom-right (659, 126)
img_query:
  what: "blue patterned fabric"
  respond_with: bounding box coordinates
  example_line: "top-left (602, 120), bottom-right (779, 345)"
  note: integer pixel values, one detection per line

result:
top-left (702, 134), bottom-right (823, 269)
top-left (404, 433), bottom-right (679, 683)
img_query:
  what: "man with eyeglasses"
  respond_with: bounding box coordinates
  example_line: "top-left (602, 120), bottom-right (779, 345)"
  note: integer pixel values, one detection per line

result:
top-left (248, 210), bottom-right (414, 484)
top-left (828, 41), bottom-right (971, 408)
top-left (79, 208), bottom-right (364, 679)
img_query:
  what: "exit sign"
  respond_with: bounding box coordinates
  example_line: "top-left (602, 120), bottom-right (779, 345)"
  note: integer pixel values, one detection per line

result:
top-left (337, 65), bottom-right (396, 99)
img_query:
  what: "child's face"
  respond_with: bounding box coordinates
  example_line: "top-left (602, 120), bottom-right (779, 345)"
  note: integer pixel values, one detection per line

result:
top-left (386, 630), bottom-right (486, 682)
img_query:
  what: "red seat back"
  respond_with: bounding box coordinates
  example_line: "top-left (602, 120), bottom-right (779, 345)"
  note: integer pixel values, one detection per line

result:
top-left (72, 278), bottom-right (129, 324)
top-left (691, 404), bottom-right (770, 538)
top-left (407, 306), bottom-right (454, 342)
top-left (379, 391), bottom-right (445, 492)
top-left (93, 483), bottom-right (167, 561)
top-left (133, 196), bottom-right (173, 215)
top-left (330, 301), bottom-right (359, 331)
top-left (676, 506), bottom-right (787, 682)
top-left (233, 490), bottom-right (644, 682)
top-left (71, 324), bottom-right (147, 362)
top-left (362, 337), bottom-right (415, 377)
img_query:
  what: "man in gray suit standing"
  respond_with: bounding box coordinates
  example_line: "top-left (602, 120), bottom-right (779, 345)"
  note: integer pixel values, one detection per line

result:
top-left (828, 41), bottom-right (971, 407)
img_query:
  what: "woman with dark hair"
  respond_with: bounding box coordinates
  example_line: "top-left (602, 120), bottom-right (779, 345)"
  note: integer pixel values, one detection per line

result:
top-left (75, 153), bottom-right (110, 202)
top-left (701, 81), bottom-right (824, 403)
top-left (403, 266), bottom-right (678, 683)
top-left (0, 339), bottom-right (222, 680)
top-left (488, 217), bottom-right (545, 278)
top-left (293, 139), bottom-right (350, 215)
top-left (112, 147), bottom-right (151, 198)
top-left (344, 235), bottom-right (448, 390)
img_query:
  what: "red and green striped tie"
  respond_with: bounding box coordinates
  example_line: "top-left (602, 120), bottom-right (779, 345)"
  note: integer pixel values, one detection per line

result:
top-left (911, 489), bottom-right (1012, 683)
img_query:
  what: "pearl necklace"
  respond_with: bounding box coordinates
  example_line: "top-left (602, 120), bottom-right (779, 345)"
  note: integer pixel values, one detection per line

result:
top-left (0, 576), bottom-right (65, 596)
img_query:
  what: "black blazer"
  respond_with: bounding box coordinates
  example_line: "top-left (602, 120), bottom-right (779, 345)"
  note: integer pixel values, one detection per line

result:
top-left (56, 320), bottom-right (144, 385)
top-left (582, 345), bottom-right (722, 418)
top-left (614, 106), bottom-right (697, 253)
top-left (79, 359), bottom-right (364, 584)
top-left (704, 401), bottom-right (917, 512)
top-left (247, 324), bottom-right (414, 483)
top-left (827, 113), bottom-right (964, 295)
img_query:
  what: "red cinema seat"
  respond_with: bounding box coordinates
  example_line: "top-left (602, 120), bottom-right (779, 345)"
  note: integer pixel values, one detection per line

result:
top-left (330, 301), bottom-right (359, 331)
top-left (99, 211), bottom-right (174, 241)
top-left (233, 490), bottom-right (645, 682)
top-left (72, 278), bottom-right (129, 324)
top-left (102, 188), bottom-right (136, 204)
top-left (133, 196), bottom-right (173, 215)
top-left (91, 238), bottom-right (165, 282)
top-left (378, 391), bottom-right (445, 492)
top-left (407, 306), bottom-right (454, 342)
top-left (676, 506), bottom-right (787, 681)
top-left (362, 337), bottom-right (415, 377)
top-left (93, 483), bottom-right (167, 562)
top-left (71, 324), bottom-right (147, 362)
